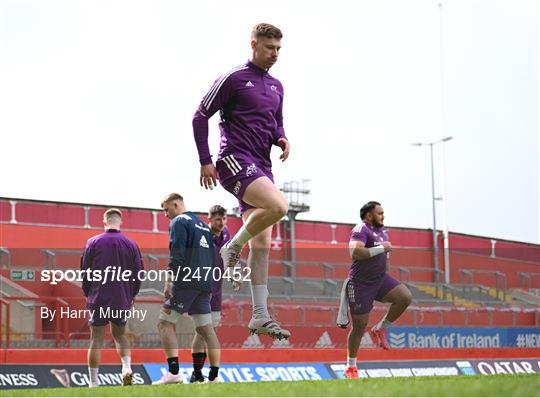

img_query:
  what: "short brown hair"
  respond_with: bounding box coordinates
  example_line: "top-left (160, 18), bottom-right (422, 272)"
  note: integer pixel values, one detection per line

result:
top-left (208, 205), bottom-right (227, 218)
top-left (251, 23), bottom-right (282, 40)
top-left (161, 193), bottom-right (184, 207)
top-left (104, 208), bottom-right (122, 223)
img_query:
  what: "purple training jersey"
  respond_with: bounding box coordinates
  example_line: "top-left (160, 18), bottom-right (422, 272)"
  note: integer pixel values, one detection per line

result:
top-left (212, 226), bottom-right (231, 279)
top-left (80, 229), bottom-right (143, 310)
top-left (192, 61), bottom-right (287, 170)
top-left (211, 226), bottom-right (230, 309)
top-left (348, 223), bottom-right (389, 283)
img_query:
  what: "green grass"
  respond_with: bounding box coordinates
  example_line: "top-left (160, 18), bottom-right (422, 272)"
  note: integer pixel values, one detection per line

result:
top-left (2, 374), bottom-right (540, 397)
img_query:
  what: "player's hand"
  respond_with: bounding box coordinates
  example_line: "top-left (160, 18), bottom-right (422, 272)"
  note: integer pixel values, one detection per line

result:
top-left (232, 280), bottom-right (242, 292)
top-left (163, 282), bottom-right (173, 300)
top-left (277, 138), bottom-right (290, 162)
top-left (200, 164), bottom-right (218, 190)
top-left (382, 241), bottom-right (393, 253)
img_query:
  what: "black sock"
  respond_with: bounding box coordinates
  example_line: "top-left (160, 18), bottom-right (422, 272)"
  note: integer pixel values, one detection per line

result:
top-left (192, 352), bottom-right (206, 374)
top-left (167, 357), bottom-right (179, 375)
top-left (209, 366), bottom-right (219, 381)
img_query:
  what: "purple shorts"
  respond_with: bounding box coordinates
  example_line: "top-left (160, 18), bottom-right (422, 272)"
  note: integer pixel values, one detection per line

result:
top-left (347, 274), bottom-right (401, 315)
top-left (164, 289), bottom-right (211, 315)
top-left (88, 307), bottom-right (127, 327)
top-left (216, 154), bottom-right (273, 214)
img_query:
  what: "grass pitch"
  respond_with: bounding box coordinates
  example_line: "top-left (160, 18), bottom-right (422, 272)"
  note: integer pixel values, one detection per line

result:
top-left (2, 374), bottom-right (540, 397)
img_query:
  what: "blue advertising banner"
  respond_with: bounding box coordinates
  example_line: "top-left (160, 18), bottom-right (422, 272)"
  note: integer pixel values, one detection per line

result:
top-left (143, 363), bottom-right (333, 383)
top-left (327, 359), bottom-right (540, 379)
top-left (386, 327), bottom-right (540, 348)
top-left (505, 328), bottom-right (540, 348)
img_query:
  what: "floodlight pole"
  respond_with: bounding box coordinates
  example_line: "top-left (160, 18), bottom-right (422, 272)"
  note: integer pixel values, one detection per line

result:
top-left (411, 136), bottom-right (453, 283)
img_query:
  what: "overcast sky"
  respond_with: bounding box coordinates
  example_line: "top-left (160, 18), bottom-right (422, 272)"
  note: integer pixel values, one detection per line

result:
top-left (1, 0), bottom-right (538, 243)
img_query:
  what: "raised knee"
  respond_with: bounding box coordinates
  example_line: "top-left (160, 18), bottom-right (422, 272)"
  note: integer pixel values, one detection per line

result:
top-left (401, 291), bottom-right (413, 307)
top-left (269, 202), bottom-right (288, 219)
top-left (278, 201), bottom-right (288, 217)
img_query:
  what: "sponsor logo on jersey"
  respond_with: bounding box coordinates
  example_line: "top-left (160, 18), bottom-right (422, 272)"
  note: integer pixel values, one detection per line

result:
top-left (246, 163), bottom-right (257, 177)
top-left (200, 235), bottom-right (209, 248)
top-left (233, 181), bottom-right (242, 195)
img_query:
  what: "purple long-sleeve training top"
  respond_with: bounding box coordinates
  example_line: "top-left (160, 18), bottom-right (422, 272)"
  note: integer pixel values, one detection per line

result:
top-left (80, 229), bottom-right (143, 310)
top-left (193, 61), bottom-right (287, 170)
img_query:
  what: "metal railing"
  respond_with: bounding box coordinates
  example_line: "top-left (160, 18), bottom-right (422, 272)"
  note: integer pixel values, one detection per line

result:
top-left (398, 266), bottom-right (444, 284)
top-left (1, 296), bottom-right (539, 348)
top-left (518, 272), bottom-right (540, 291)
top-left (0, 296), bottom-right (69, 348)
top-left (460, 269), bottom-right (507, 301)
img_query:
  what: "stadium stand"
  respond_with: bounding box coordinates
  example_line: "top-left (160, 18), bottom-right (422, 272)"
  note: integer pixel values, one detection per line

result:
top-left (1, 197), bottom-right (539, 349)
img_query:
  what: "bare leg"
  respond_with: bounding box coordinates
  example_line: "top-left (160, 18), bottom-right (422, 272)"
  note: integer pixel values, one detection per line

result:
top-left (195, 324), bottom-right (220, 367)
top-left (379, 284), bottom-right (413, 324)
top-left (87, 325), bottom-right (105, 387)
top-left (88, 325), bottom-right (105, 368)
top-left (242, 209), bottom-right (271, 286)
top-left (347, 313), bottom-right (369, 358)
top-left (111, 323), bottom-right (130, 359)
top-left (111, 323), bottom-right (133, 385)
top-left (224, 177), bottom-right (287, 257)
top-left (157, 319), bottom-right (178, 358)
top-left (192, 333), bottom-right (206, 353)
top-left (241, 177), bottom-right (288, 236)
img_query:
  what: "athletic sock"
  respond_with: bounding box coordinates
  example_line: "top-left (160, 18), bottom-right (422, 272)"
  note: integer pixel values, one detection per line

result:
top-left (228, 225), bottom-right (253, 250)
top-left (347, 357), bottom-right (357, 368)
top-left (167, 357), bottom-right (179, 375)
top-left (208, 366), bottom-right (219, 381)
top-left (88, 367), bottom-right (99, 385)
top-left (251, 284), bottom-right (269, 318)
top-left (121, 355), bottom-right (131, 373)
top-left (376, 317), bottom-right (392, 330)
top-left (192, 352), bottom-right (206, 374)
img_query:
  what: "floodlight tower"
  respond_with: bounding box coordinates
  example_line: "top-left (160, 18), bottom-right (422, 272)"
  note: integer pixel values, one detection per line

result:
top-left (281, 179), bottom-right (311, 263)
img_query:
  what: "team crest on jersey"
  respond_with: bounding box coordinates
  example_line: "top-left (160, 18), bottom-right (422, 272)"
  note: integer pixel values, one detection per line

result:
top-left (233, 181), bottom-right (242, 195)
top-left (246, 163), bottom-right (257, 177)
top-left (347, 282), bottom-right (355, 303)
top-left (270, 85), bottom-right (277, 92)
top-left (199, 235), bottom-right (209, 248)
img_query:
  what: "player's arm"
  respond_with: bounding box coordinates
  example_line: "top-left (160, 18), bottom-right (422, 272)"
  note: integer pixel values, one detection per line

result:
top-left (273, 84), bottom-right (290, 161)
top-left (349, 240), bottom-right (392, 261)
top-left (166, 220), bottom-right (188, 298)
top-left (193, 73), bottom-right (237, 188)
top-left (169, 221), bottom-right (188, 270)
top-left (79, 242), bottom-right (93, 297)
top-left (132, 245), bottom-right (144, 299)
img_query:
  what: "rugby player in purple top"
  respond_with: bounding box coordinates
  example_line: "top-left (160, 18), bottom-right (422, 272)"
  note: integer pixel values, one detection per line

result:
top-left (193, 23), bottom-right (290, 340)
top-left (338, 202), bottom-right (412, 379)
top-left (80, 208), bottom-right (144, 388)
top-left (190, 205), bottom-right (230, 383)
